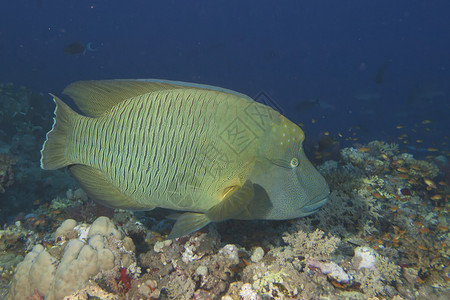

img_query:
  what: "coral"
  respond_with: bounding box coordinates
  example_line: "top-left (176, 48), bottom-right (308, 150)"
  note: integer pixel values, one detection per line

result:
top-left (1, 137), bottom-right (448, 299)
top-left (361, 175), bottom-right (385, 189)
top-left (282, 228), bottom-right (340, 260)
top-left (0, 153), bottom-right (17, 193)
top-left (218, 244), bottom-right (240, 264)
top-left (181, 231), bottom-right (221, 263)
top-left (307, 259), bottom-right (351, 283)
top-left (239, 283), bottom-right (261, 300)
top-left (241, 258), bottom-right (317, 298)
top-left (0, 254), bottom-right (23, 282)
top-left (350, 246), bottom-right (400, 296)
top-left (353, 269), bottom-right (384, 296)
top-left (254, 269), bottom-right (286, 293)
top-left (137, 231), bottom-right (231, 297)
top-left (292, 190), bottom-right (363, 236)
top-left (339, 142), bottom-right (396, 176)
top-left (127, 262), bottom-right (141, 279)
top-left (352, 247), bottom-right (377, 270)
top-left (340, 147), bottom-right (368, 168)
top-left (377, 254), bottom-right (400, 283)
top-left (153, 239), bottom-right (172, 253)
top-left (55, 219), bottom-right (78, 240)
top-left (50, 189), bottom-right (89, 211)
top-left (166, 271), bottom-right (196, 299)
top-left (64, 282), bottom-right (119, 300)
top-left (0, 221), bottom-right (27, 281)
top-left (0, 222), bottom-right (25, 252)
top-left (0, 220), bottom-right (31, 282)
top-left (411, 159), bottom-right (439, 178)
top-left (368, 140), bottom-right (399, 156)
top-left (51, 188), bottom-right (115, 223)
top-left (118, 267), bottom-right (132, 291)
top-left (137, 279), bottom-right (159, 299)
top-left (66, 188), bottom-right (89, 203)
top-left (321, 163), bottom-right (362, 195)
top-left (196, 265), bottom-right (208, 276)
top-left (6, 216), bottom-right (136, 300)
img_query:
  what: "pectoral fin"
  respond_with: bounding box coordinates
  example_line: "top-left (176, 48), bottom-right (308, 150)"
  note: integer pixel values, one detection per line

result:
top-left (166, 180), bottom-right (255, 239)
top-left (234, 184), bottom-right (273, 220)
top-left (207, 180), bottom-right (254, 221)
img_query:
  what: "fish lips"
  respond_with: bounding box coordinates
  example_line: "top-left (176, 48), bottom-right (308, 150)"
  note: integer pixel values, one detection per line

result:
top-left (297, 196), bottom-right (329, 216)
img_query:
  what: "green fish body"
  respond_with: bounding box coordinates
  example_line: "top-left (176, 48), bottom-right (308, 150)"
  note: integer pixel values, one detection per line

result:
top-left (41, 80), bottom-right (329, 238)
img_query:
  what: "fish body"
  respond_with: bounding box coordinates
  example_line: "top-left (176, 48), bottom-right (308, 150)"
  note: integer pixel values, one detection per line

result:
top-left (63, 41), bottom-right (97, 55)
top-left (296, 99), bottom-right (320, 112)
top-left (374, 59), bottom-right (390, 84)
top-left (41, 80), bottom-right (329, 238)
top-left (63, 41), bottom-right (85, 55)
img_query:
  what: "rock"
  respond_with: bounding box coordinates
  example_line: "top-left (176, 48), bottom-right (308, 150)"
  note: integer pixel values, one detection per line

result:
top-left (251, 247), bottom-right (264, 263)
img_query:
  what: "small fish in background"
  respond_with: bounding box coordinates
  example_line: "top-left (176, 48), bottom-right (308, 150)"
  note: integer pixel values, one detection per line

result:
top-left (318, 101), bottom-right (335, 110)
top-left (352, 90), bottom-right (381, 102)
top-left (406, 82), bottom-right (446, 106)
top-left (317, 135), bottom-right (339, 153)
top-left (374, 58), bottom-right (390, 85)
top-left (296, 99), bottom-right (320, 112)
top-left (63, 41), bottom-right (97, 55)
top-left (306, 133), bottom-right (340, 164)
top-left (262, 49), bottom-right (281, 61)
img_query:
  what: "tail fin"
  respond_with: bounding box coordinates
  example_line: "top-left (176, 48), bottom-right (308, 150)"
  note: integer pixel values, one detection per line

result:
top-left (40, 94), bottom-right (76, 170)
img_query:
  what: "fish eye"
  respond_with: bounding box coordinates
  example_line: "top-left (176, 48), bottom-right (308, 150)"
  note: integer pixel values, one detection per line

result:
top-left (290, 157), bottom-right (299, 168)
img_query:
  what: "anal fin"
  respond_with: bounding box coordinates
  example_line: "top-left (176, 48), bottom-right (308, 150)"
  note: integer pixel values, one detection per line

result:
top-left (167, 212), bottom-right (209, 239)
top-left (69, 164), bottom-right (153, 210)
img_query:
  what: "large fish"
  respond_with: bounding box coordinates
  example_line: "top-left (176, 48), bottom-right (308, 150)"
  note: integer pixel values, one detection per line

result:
top-left (40, 80), bottom-right (329, 238)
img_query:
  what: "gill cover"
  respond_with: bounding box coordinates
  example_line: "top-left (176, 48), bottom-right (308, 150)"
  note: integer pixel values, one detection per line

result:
top-left (250, 116), bottom-right (329, 220)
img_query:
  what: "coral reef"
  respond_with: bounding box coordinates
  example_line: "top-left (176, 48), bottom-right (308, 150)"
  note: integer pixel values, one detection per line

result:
top-left (0, 83), bottom-right (74, 222)
top-left (0, 153), bottom-right (17, 193)
top-left (282, 228), bottom-right (340, 260)
top-left (0, 219), bottom-right (37, 294)
top-left (1, 127), bottom-right (449, 299)
top-left (6, 217), bottom-right (136, 300)
top-left (349, 246), bottom-right (400, 296)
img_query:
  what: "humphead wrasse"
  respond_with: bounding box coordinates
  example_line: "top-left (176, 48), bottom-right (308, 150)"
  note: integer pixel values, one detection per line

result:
top-left (40, 79), bottom-right (330, 238)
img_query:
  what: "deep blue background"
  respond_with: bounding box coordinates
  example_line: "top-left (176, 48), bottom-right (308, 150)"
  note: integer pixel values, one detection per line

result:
top-left (1, 0), bottom-right (449, 151)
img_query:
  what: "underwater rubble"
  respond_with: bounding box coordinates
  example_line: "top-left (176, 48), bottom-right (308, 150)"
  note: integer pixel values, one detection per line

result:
top-left (0, 139), bottom-right (448, 300)
top-left (0, 86), bottom-right (449, 299)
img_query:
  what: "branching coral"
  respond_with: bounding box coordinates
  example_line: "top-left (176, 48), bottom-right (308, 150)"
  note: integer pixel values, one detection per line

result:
top-left (368, 140), bottom-right (399, 156)
top-left (351, 246), bottom-right (400, 296)
top-left (282, 228), bottom-right (340, 260)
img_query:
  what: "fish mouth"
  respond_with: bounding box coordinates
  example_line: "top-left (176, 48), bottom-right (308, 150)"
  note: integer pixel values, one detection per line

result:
top-left (297, 196), bottom-right (328, 216)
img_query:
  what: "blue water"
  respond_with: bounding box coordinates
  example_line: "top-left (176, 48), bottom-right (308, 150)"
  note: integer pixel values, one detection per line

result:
top-left (1, 1), bottom-right (449, 145)
top-left (2, 1), bottom-right (449, 154)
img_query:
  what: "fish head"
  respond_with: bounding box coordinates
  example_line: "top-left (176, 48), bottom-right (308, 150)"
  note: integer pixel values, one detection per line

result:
top-left (250, 116), bottom-right (330, 220)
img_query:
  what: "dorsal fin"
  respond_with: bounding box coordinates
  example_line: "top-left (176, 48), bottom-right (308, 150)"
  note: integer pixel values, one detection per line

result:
top-left (63, 79), bottom-right (253, 117)
top-left (62, 80), bottom-right (182, 117)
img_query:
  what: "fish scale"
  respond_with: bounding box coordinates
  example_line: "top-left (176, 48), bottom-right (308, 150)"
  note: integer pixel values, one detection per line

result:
top-left (75, 90), bottom-right (222, 209)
